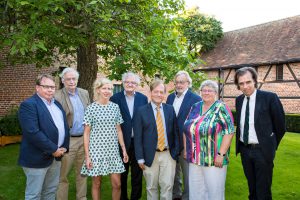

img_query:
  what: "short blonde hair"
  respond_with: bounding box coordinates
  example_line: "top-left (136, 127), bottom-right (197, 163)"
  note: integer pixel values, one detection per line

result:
top-left (93, 78), bottom-right (113, 100)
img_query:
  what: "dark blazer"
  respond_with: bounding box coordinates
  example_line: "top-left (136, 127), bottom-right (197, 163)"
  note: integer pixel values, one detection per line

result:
top-left (18, 94), bottom-right (70, 168)
top-left (235, 90), bottom-right (286, 162)
top-left (110, 91), bottom-right (148, 150)
top-left (166, 90), bottom-right (202, 151)
top-left (133, 103), bottom-right (179, 167)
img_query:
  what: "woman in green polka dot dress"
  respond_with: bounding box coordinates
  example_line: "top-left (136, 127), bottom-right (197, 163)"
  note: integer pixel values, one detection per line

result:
top-left (81, 78), bottom-right (128, 200)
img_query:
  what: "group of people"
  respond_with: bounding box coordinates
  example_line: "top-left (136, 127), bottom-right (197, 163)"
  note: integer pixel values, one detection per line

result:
top-left (18, 66), bottom-right (285, 200)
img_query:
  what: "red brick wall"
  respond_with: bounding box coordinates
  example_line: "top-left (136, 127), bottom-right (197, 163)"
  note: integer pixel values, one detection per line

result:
top-left (0, 54), bottom-right (58, 116)
top-left (204, 64), bottom-right (300, 113)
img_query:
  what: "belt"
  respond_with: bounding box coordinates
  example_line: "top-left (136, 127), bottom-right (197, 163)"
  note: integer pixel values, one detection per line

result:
top-left (156, 148), bottom-right (168, 152)
top-left (71, 135), bottom-right (83, 137)
top-left (240, 141), bottom-right (260, 149)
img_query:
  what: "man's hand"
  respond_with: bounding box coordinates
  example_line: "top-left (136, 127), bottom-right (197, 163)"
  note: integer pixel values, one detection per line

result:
top-left (52, 148), bottom-right (66, 157)
top-left (138, 163), bottom-right (145, 170)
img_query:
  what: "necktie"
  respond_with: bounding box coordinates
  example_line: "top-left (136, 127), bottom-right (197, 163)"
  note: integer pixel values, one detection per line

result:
top-left (243, 97), bottom-right (250, 145)
top-left (156, 107), bottom-right (166, 151)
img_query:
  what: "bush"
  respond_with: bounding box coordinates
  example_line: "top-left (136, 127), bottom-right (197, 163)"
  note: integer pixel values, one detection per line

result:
top-left (231, 110), bottom-right (300, 133)
top-left (0, 106), bottom-right (22, 136)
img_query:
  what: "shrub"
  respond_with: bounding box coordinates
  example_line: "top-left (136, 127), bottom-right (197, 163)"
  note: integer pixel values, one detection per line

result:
top-left (0, 106), bottom-right (22, 136)
top-left (231, 110), bottom-right (300, 133)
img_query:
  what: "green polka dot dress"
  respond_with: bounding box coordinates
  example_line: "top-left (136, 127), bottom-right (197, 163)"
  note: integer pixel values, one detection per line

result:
top-left (81, 101), bottom-right (125, 176)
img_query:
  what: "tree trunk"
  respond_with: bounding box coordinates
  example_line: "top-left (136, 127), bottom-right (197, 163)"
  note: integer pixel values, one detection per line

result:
top-left (77, 39), bottom-right (98, 100)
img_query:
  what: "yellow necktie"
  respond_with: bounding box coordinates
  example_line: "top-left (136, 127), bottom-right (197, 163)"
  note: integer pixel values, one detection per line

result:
top-left (156, 107), bottom-right (166, 151)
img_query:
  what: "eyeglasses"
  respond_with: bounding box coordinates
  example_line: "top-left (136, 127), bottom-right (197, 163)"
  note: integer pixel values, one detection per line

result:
top-left (124, 81), bottom-right (137, 85)
top-left (39, 85), bottom-right (56, 90)
top-left (175, 81), bottom-right (188, 85)
top-left (64, 77), bottom-right (77, 82)
top-left (200, 89), bottom-right (215, 93)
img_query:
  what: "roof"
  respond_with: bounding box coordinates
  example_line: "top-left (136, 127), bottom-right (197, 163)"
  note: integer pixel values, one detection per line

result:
top-left (197, 15), bottom-right (300, 70)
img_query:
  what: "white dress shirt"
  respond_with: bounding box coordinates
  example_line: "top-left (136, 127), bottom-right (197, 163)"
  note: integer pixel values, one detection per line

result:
top-left (172, 89), bottom-right (188, 116)
top-left (240, 90), bottom-right (259, 144)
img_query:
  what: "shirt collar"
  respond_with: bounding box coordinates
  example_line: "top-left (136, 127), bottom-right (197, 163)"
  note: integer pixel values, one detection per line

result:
top-left (245, 89), bottom-right (257, 101)
top-left (151, 101), bottom-right (162, 110)
top-left (37, 93), bottom-right (55, 105)
top-left (67, 88), bottom-right (78, 96)
top-left (124, 90), bottom-right (136, 97)
top-left (176, 88), bottom-right (188, 98)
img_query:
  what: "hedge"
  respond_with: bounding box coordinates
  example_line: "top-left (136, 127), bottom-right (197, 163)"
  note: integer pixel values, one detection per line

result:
top-left (0, 107), bottom-right (21, 136)
top-left (231, 110), bottom-right (300, 133)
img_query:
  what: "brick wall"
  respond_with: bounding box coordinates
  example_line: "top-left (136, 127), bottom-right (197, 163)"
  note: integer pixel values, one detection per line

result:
top-left (204, 64), bottom-right (300, 113)
top-left (0, 53), bottom-right (58, 116)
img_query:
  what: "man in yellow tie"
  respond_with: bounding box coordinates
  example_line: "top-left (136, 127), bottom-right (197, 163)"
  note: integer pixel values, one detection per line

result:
top-left (134, 79), bottom-right (180, 200)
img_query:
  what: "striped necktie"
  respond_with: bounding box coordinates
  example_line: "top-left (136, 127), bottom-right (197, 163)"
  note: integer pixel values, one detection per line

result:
top-left (156, 107), bottom-right (166, 151)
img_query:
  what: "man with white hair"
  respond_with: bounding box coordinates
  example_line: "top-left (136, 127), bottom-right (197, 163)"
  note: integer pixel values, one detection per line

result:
top-left (110, 72), bottom-right (148, 200)
top-left (166, 70), bottom-right (202, 200)
top-left (55, 67), bottom-right (90, 200)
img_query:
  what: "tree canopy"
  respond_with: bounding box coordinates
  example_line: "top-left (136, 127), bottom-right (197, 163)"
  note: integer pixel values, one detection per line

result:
top-left (1, 0), bottom-right (223, 94)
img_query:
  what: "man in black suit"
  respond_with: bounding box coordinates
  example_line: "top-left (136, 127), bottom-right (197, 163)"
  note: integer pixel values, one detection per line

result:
top-left (110, 72), bottom-right (148, 200)
top-left (234, 67), bottom-right (286, 200)
top-left (166, 70), bottom-right (201, 200)
top-left (134, 79), bottom-right (179, 200)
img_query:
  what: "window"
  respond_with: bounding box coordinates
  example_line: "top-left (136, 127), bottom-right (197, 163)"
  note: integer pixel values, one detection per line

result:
top-left (113, 84), bottom-right (123, 94)
top-left (276, 64), bottom-right (283, 80)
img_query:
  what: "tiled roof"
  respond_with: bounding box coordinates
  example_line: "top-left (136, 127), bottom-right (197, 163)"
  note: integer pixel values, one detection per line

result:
top-left (198, 15), bottom-right (300, 69)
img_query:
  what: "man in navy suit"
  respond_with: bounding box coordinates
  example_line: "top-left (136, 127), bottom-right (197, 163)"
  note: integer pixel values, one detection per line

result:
top-left (134, 79), bottom-right (179, 200)
top-left (166, 71), bottom-right (201, 200)
top-left (234, 67), bottom-right (285, 200)
top-left (18, 74), bottom-right (69, 200)
top-left (110, 72), bottom-right (148, 200)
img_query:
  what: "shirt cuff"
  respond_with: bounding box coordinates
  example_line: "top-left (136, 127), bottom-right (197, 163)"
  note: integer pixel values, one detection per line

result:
top-left (138, 159), bottom-right (145, 164)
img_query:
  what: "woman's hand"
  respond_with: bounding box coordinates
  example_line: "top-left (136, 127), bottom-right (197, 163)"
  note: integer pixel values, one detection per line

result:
top-left (123, 150), bottom-right (129, 163)
top-left (215, 155), bottom-right (224, 168)
top-left (85, 157), bottom-right (93, 170)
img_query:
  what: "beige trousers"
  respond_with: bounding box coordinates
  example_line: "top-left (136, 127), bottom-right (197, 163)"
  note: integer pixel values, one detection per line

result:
top-left (143, 150), bottom-right (176, 200)
top-left (56, 136), bottom-right (87, 200)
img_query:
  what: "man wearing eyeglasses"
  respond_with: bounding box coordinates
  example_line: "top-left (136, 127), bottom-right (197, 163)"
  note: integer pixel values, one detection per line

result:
top-left (18, 74), bottom-right (69, 200)
top-left (110, 72), bottom-right (148, 200)
top-left (166, 71), bottom-right (201, 200)
top-left (55, 67), bottom-right (90, 200)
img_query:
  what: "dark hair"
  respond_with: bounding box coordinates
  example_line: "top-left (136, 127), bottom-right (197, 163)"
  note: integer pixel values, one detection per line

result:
top-left (234, 67), bottom-right (258, 89)
top-left (36, 74), bottom-right (55, 85)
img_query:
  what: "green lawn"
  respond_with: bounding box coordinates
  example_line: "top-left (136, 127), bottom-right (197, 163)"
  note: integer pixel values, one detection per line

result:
top-left (0, 132), bottom-right (299, 200)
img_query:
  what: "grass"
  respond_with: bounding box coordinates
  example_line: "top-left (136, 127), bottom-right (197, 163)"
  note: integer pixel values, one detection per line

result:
top-left (0, 132), bottom-right (299, 200)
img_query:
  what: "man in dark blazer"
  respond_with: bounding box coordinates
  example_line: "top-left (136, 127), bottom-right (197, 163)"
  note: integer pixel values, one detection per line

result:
top-left (110, 72), bottom-right (148, 200)
top-left (18, 74), bottom-right (69, 200)
top-left (134, 79), bottom-right (179, 200)
top-left (166, 71), bottom-right (201, 200)
top-left (234, 67), bottom-right (286, 200)
top-left (55, 68), bottom-right (90, 200)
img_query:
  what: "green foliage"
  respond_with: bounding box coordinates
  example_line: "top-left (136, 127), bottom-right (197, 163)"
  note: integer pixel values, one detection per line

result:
top-left (179, 8), bottom-right (223, 55)
top-left (285, 114), bottom-right (300, 133)
top-left (0, 106), bottom-right (21, 136)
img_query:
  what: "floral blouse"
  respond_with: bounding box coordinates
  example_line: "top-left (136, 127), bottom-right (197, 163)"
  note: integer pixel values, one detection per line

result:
top-left (184, 100), bottom-right (234, 166)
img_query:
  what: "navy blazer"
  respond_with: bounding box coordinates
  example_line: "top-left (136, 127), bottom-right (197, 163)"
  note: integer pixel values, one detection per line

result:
top-left (166, 90), bottom-right (202, 151)
top-left (18, 94), bottom-right (70, 168)
top-left (235, 90), bottom-right (286, 162)
top-left (133, 103), bottom-right (180, 167)
top-left (110, 91), bottom-right (148, 150)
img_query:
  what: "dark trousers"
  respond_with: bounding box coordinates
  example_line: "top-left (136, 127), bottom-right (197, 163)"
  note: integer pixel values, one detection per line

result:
top-left (121, 139), bottom-right (143, 200)
top-left (240, 144), bottom-right (274, 200)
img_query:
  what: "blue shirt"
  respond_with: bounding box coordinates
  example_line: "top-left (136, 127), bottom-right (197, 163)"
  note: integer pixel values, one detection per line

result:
top-left (69, 89), bottom-right (85, 136)
top-left (38, 94), bottom-right (65, 147)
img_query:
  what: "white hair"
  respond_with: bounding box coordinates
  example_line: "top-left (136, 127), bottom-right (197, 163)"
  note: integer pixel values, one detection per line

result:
top-left (59, 67), bottom-right (79, 81)
top-left (175, 70), bottom-right (192, 88)
top-left (199, 80), bottom-right (218, 93)
top-left (122, 72), bottom-right (141, 85)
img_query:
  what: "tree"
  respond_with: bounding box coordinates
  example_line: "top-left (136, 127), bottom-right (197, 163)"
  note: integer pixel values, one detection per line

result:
top-left (179, 7), bottom-right (223, 56)
top-left (1, 0), bottom-right (193, 96)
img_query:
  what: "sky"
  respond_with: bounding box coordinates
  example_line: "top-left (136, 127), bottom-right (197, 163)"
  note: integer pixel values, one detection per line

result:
top-left (184, 0), bottom-right (299, 32)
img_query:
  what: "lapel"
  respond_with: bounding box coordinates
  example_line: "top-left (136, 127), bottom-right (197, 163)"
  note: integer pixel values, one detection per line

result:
top-left (168, 93), bottom-right (175, 104)
top-left (132, 93), bottom-right (139, 119)
top-left (236, 95), bottom-right (243, 125)
top-left (62, 88), bottom-right (74, 114)
top-left (77, 88), bottom-right (88, 108)
top-left (162, 104), bottom-right (169, 135)
top-left (34, 94), bottom-right (56, 126)
top-left (120, 91), bottom-right (131, 118)
top-left (177, 90), bottom-right (191, 117)
top-left (147, 103), bottom-right (157, 129)
top-left (254, 90), bottom-right (262, 124)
